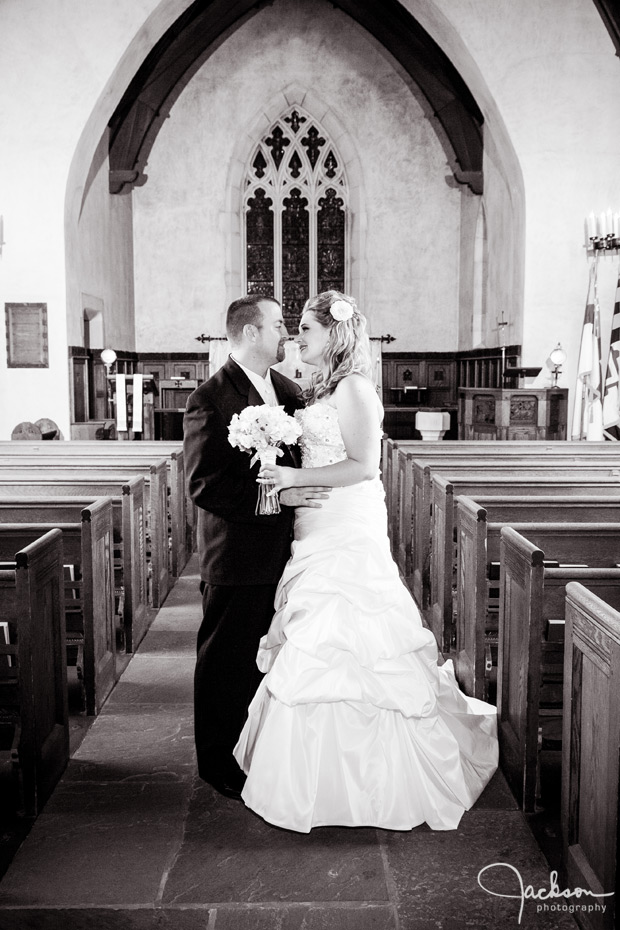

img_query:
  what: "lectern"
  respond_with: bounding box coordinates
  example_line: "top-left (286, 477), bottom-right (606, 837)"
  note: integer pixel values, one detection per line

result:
top-left (458, 387), bottom-right (568, 441)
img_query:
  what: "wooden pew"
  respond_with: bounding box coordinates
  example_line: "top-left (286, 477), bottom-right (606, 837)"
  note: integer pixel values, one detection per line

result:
top-left (497, 526), bottom-right (620, 812)
top-left (0, 459), bottom-right (170, 608)
top-left (562, 582), bottom-right (619, 930)
top-left (0, 476), bottom-right (148, 652)
top-left (428, 471), bottom-right (620, 651)
top-left (383, 438), bottom-right (620, 551)
top-left (0, 529), bottom-right (69, 817)
top-left (455, 502), bottom-right (620, 699)
top-left (0, 499), bottom-right (116, 715)
top-left (0, 440), bottom-right (191, 575)
top-left (395, 450), bottom-right (620, 607)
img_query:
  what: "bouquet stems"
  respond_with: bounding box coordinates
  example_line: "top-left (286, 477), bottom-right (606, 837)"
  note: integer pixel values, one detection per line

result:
top-left (256, 447), bottom-right (281, 515)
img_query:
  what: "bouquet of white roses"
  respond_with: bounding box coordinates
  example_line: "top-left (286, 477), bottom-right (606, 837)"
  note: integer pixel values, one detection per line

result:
top-left (228, 404), bottom-right (302, 514)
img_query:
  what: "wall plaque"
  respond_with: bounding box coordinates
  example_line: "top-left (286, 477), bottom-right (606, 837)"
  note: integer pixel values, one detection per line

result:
top-left (5, 303), bottom-right (48, 367)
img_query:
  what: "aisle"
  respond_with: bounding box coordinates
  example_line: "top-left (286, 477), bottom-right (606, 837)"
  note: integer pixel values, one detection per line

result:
top-left (0, 556), bottom-right (577, 930)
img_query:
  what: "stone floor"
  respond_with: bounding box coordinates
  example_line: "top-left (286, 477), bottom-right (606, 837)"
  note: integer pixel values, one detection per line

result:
top-left (0, 557), bottom-right (578, 930)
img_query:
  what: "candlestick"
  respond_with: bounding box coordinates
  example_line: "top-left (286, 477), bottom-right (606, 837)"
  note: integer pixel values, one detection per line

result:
top-left (585, 208), bottom-right (620, 251)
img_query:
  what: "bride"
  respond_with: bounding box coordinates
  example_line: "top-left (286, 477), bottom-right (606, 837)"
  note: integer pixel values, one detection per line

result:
top-left (233, 290), bottom-right (498, 832)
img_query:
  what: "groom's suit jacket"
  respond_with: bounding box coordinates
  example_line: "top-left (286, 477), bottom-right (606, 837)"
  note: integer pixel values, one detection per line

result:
top-left (183, 356), bottom-right (304, 586)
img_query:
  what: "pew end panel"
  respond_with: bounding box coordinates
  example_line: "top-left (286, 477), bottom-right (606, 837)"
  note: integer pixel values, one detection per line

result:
top-left (499, 526), bottom-right (620, 816)
top-left (0, 505), bottom-right (117, 717)
top-left (80, 498), bottom-right (117, 714)
top-left (562, 582), bottom-right (620, 930)
top-left (412, 460), bottom-right (431, 608)
top-left (497, 527), bottom-right (544, 812)
top-left (455, 497), bottom-right (488, 699)
top-left (0, 529), bottom-right (69, 817)
top-left (123, 477), bottom-right (150, 652)
top-left (429, 476), bottom-right (454, 652)
top-left (0, 476), bottom-right (150, 657)
top-left (396, 451), bottom-right (414, 589)
top-left (148, 459), bottom-right (170, 608)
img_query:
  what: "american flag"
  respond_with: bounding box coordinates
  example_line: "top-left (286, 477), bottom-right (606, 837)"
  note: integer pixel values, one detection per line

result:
top-left (571, 260), bottom-right (603, 441)
top-left (602, 269), bottom-right (620, 440)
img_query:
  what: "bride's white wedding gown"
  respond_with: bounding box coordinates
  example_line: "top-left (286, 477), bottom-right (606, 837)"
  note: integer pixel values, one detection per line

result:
top-left (234, 402), bottom-right (498, 832)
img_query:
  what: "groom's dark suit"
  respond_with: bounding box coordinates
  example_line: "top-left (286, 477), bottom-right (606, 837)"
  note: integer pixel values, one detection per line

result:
top-left (183, 356), bottom-right (303, 784)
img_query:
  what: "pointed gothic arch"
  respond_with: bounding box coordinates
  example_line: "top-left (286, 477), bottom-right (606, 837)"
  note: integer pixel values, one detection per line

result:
top-left (242, 104), bottom-right (350, 327)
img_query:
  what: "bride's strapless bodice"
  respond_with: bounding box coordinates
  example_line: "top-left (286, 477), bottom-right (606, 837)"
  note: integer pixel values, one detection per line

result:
top-left (295, 404), bottom-right (347, 468)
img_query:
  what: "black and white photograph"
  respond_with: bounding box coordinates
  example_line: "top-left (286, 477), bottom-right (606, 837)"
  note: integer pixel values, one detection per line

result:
top-left (0, 1), bottom-right (618, 928)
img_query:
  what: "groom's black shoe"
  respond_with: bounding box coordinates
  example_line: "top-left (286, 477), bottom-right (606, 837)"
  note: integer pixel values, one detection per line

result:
top-left (200, 765), bottom-right (246, 801)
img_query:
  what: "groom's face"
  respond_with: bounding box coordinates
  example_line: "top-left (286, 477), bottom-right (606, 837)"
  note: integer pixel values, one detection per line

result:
top-left (255, 300), bottom-right (288, 365)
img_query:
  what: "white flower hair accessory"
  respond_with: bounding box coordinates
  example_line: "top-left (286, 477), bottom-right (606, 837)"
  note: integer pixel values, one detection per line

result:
top-left (330, 299), bottom-right (354, 322)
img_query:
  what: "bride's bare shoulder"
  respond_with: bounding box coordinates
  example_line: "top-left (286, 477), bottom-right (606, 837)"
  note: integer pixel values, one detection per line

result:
top-left (333, 373), bottom-right (375, 397)
top-left (333, 375), bottom-right (382, 416)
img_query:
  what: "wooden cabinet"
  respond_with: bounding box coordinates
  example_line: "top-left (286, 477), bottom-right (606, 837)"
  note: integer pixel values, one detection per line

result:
top-left (458, 388), bottom-right (568, 441)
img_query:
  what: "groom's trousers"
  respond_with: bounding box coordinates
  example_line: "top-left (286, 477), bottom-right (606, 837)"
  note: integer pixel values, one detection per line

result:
top-left (194, 582), bottom-right (277, 782)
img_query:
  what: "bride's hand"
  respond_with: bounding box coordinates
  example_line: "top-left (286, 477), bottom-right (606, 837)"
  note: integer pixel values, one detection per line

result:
top-left (257, 464), bottom-right (297, 492)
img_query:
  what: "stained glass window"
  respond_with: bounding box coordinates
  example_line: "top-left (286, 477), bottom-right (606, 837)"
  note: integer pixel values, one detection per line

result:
top-left (244, 107), bottom-right (348, 331)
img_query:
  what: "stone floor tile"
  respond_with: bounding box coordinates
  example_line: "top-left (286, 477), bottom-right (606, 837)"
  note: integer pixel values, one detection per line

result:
top-left (100, 702), bottom-right (194, 718)
top-left (162, 780), bottom-right (388, 905)
top-left (0, 783), bottom-right (189, 907)
top-left (470, 770), bottom-right (518, 811)
top-left (105, 656), bottom-right (195, 705)
top-left (209, 903), bottom-right (398, 929)
top-left (138, 631), bottom-right (196, 655)
top-left (64, 710), bottom-right (195, 783)
top-left (148, 607), bottom-right (201, 632)
top-left (381, 811), bottom-right (577, 928)
top-left (0, 908), bottom-right (215, 930)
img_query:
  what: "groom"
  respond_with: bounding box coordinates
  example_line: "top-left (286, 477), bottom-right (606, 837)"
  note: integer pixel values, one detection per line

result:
top-left (183, 296), bottom-right (329, 799)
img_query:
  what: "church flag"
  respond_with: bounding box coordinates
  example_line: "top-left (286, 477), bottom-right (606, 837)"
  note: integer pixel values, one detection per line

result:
top-left (571, 261), bottom-right (603, 440)
top-left (602, 268), bottom-right (620, 440)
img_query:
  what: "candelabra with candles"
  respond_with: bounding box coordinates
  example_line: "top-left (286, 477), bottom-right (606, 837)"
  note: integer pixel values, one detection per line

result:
top-left (585, 210), bottom-right (620, 251)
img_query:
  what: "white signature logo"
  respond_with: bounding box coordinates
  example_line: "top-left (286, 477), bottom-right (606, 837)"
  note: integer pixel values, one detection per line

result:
top-left (477, 863), bottom-right (614, 925)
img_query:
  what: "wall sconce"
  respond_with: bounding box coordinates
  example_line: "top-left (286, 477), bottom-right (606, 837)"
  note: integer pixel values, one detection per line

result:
top-left (548, 343), bottom-right (567, 387)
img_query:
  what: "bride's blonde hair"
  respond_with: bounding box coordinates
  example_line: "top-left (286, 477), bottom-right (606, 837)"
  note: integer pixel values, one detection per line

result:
top-left (302, 290), bottom-right (373, 403)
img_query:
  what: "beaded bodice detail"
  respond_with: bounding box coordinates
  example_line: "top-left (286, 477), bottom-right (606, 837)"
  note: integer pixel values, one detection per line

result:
top-left (295, 404), bottom-right (347, 468)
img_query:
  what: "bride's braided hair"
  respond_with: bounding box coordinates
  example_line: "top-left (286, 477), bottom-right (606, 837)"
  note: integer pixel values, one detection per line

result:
top-left (302, 290), bottom-right (373, 403)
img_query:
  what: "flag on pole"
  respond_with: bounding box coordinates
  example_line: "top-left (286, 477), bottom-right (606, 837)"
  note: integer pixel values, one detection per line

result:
top-left (571, 259), bottom-right (604, 440)
top-left (602, 267), bottom-right (620, 440)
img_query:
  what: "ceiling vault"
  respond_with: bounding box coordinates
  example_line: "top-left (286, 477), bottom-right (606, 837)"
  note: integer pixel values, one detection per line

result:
top-left (108, 0), bottom-right (487, 196)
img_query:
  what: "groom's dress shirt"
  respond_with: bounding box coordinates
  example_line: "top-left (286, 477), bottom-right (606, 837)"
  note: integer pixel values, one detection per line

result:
top-left (230, 355), bottom-right (278, 406)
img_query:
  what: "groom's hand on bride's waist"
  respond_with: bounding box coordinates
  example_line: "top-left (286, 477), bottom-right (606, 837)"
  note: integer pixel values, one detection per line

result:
top-left (279, 487), bottom-right (331, 508)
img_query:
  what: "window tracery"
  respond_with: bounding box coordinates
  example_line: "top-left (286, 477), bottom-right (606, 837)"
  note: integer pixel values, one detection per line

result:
top-left (244, 107), bottom-right (348, 329)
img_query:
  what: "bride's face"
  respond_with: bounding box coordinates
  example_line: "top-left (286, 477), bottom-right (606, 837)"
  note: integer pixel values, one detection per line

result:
top-left (298, 311), bottom-right (330, 368)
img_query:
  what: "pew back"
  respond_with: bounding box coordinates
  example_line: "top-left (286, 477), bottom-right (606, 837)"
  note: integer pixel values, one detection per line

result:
top-left (0, 460), bottom-right (170, 607)
top-left (0, 441), bottom-right (191, 573)
top-left (428, 473), bottom-right (620, 650)
top-left (498, 526), bottom-right (620, 812)
top-left (0, 498), bottom-right (116, 715)
top-left (0, 476), bottom-right (148, 651)
top-left (562, 582), bottom-right (619, 930)
top-left (456, 503), bottom-right (620, 700)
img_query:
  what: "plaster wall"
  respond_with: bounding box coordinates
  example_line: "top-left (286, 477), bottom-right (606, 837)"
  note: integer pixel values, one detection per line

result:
top-left (406, 0), bottom-right (620, 396)
top-left (0, 0), bottom-right (162, 438)
top-left (66, 134), bottom-right (136, 351)
top-left (133, 0), bottom-right (462, 354)
top-left (0, 0), bottom-right (618, 438)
